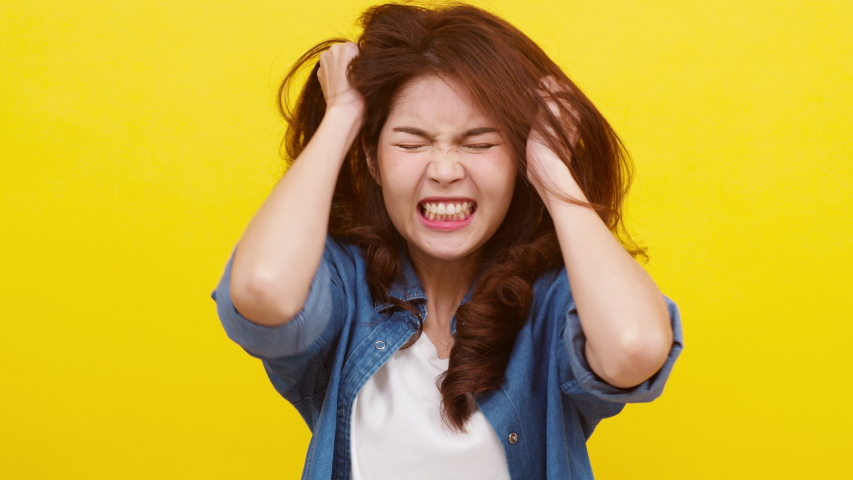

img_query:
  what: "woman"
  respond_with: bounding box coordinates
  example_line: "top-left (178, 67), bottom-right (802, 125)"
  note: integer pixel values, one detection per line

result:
top-left (212, 3), bottom-right (683, 479)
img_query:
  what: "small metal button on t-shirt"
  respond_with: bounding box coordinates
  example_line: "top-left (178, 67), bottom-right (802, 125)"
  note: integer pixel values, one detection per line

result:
top-left (508, 432), bottom-right (518, 444)
top-left (374, 340), bottom-right (386, 350)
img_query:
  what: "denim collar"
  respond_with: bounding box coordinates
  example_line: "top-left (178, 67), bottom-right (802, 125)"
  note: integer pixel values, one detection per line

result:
top-left (373, 247), bottom-right (427, 313)
top-left (373, 247), bottom-right (476, 336)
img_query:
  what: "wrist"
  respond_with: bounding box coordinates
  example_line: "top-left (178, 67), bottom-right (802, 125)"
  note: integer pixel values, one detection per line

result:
top-left (325, 103), bottom-right (364, 127)
top-left (541, 186), bottom-right (590, 214)
top-left (321, 104), bottom-right (364, 144)
top-left (528, 156), bottom-right (587, 210)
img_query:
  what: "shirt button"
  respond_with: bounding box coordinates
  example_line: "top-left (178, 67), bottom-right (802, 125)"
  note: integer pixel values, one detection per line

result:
top-left (374, 340), bottom-right (386, 350)
top-left (337, 408), bottom-right (345, 417)
top-left (508, 432), bottom-right (518, 444)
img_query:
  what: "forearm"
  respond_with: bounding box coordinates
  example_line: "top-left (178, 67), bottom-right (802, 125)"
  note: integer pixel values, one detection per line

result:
top-left (540, 163), bottom-right (673, 388)
top-left (230, 105), bottom-right (362, 327)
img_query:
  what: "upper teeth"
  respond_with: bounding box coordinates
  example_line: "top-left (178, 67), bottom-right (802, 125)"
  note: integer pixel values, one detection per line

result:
top-left (422, 202), bottom-right (473, 215)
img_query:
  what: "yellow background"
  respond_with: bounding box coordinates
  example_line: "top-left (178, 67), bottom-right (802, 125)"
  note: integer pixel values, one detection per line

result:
top-left (2, 0), bottom-right (851, 478)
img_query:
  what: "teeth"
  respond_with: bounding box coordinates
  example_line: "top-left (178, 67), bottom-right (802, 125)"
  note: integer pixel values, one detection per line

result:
top-left (420, 201), bottom-right (475, 222)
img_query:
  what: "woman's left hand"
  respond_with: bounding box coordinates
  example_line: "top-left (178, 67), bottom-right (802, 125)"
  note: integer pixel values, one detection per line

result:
top-left (529, 78), bottom-right (673, 390)
top-left (525, 77), bottom-right (587, 207)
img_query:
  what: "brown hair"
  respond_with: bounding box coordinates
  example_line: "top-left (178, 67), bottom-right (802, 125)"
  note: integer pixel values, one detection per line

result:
top-left (278, 2), bottom-right (643, 431)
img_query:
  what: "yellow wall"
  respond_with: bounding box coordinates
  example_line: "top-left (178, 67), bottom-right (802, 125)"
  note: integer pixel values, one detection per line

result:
top-left (2, 0), bottom-right (850, 478)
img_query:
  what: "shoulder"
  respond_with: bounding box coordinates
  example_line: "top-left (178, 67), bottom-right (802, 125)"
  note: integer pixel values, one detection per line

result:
top-left (514, 266), bottom-right (575, 348)
top-left (324, 234), bottom-right (363, 261)
top-left (322, 234), bottom-right (367, 280)
top-left (531, 266), bottom-right (575, 315)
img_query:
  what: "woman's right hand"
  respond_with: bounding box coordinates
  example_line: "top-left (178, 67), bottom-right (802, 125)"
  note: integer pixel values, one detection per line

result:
top-left (317, 42), bottom-right (365, 114)
top-left (230, 42), bottom-right (366, 328)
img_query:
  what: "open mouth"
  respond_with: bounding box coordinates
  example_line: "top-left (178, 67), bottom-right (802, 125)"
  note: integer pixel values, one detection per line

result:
top-left (418, 200), bottom-right (477, 222)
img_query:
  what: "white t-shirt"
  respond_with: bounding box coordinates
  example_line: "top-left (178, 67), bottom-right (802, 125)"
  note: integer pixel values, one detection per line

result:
top-left (351, 332), bottom-right (512, 480)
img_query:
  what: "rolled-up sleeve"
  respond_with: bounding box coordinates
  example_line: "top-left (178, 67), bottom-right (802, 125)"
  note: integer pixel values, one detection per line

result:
top-left (563, 294), bottom-right (684, 403)
top-left (210, 244), bottom-right (338, 360)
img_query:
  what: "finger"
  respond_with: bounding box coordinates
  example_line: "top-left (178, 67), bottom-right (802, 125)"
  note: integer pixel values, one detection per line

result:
top-left (539, 75), bottom-right (560, 93)
top-left (538, 75), bottom-right (576, 95)
top-left (340, 42), bottom-right (360, 65)
top-left (532, 78), bottom-right (582, 148)
top-left (316, 62), bottom-right (325, 86)
top-left (537, 78), bottom-right (581, 120)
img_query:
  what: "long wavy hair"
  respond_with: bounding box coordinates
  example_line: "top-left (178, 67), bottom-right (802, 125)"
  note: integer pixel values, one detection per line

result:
top-left (278, 2), bottom-right (643, 431)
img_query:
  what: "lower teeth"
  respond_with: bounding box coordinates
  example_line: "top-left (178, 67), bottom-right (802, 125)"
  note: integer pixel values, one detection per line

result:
top-left (428, 213), bottom-right (467, 221)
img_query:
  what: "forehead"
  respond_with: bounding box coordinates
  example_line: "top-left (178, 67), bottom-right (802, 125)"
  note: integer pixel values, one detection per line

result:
top-left (385, 74), bottom-right (493, 129)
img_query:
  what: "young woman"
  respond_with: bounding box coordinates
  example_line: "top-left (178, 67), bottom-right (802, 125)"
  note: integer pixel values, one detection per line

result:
top-left (212, 3), bottom-right (683, 479)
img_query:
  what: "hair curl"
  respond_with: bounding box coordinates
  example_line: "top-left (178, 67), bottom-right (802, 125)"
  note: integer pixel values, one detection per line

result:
top-left (278, 2), bottom-right (644, 431)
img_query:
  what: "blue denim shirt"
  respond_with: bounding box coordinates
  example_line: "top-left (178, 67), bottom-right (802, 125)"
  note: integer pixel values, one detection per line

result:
top-left (212, 236), bottom-right (684, 480)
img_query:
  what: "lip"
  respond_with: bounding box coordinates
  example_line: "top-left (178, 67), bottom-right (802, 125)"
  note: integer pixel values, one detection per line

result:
top-left (417, 196), bottom-right (476, 232)
top-left (418, 196), bottom-right (476, 204)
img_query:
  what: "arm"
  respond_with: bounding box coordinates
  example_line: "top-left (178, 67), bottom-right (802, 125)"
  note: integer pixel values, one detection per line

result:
top-left (230, 42), bottom-right (364, 327)
top-left (526, 100), bottom-right (673, 390)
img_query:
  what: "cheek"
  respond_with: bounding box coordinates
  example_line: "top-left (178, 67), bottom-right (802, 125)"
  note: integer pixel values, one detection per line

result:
top-left (478, 155), bottom-right (517, 200)
top-left (379, 167), bottom-right (411, 202)
top-left (379, 153), bottom-right (425, 199)
top-left (378, 166), bottom-right (419, 226)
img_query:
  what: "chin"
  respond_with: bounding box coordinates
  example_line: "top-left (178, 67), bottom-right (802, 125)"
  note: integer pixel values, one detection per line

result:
top-left (408, 236), bottom-right (483, 263)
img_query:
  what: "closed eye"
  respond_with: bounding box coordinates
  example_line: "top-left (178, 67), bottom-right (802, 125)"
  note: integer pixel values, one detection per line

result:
top-left (465, 144), bottom-right (495, 151)
top-left (394, 144), bottom-right (426, 151)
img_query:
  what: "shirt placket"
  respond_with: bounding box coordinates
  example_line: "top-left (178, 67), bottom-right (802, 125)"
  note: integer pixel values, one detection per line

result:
top-left (330, 311), bottom-right (419, 480)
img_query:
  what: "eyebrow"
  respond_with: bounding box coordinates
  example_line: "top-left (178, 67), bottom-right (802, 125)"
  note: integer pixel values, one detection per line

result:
top-left (392, 126), bottom-right (498, 141)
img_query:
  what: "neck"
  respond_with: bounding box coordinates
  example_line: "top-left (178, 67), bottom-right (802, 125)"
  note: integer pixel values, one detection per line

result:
top-left (407, 247), bottom-right (479, 330)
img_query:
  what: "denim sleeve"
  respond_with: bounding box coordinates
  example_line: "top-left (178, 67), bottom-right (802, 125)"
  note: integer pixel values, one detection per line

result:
top-left (561, 295), bottom-right (684, 404)
top-left (210, 237), bottom-right (351, 406)
top-left (212, 249), bottom-right (335, 359)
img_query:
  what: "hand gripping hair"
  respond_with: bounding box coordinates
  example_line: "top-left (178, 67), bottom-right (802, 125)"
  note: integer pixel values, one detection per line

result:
top-left (278, 2), bottom-right (643, 431)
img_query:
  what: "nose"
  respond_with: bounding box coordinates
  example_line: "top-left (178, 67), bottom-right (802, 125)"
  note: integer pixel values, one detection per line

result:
top-left (427, 147), bottom-right (465, 186)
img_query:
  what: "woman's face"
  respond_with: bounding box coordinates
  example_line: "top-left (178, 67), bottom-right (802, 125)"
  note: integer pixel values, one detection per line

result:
top-left (375, 74), bottom-right (517, 265)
